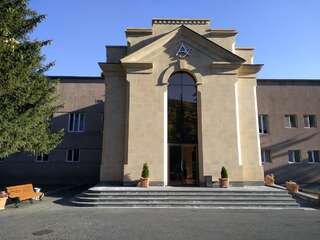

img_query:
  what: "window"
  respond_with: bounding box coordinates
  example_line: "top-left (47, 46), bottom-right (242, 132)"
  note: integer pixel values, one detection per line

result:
top-left (288, 150), bottom-right (301, 163)
top-left (66, 149), bottom-right (80, 162)
top-left (308, 150), bottom-right (320, 163)
top-left (258, 114), bottom-right (269, 134)
top-left (35, 153), bottom-right (49, 162)
top-left (284, 115), bottom-right (297, 128)
top-left (304, 115), bottom-right (317, 128)
top-left (261, 150), bottom-right (271, 164)
top-left (68, 113), bottom-right (85, 132)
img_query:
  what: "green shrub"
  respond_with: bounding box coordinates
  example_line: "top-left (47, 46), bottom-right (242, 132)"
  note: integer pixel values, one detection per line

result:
top-left (221, 166), bottom-right (228, 178)
top-left (141, 163), bottom-right (149, 178)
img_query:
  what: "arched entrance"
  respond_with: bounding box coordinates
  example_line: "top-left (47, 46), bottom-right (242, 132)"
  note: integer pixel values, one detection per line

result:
top-left (168, 72), bottom-right (198, 186)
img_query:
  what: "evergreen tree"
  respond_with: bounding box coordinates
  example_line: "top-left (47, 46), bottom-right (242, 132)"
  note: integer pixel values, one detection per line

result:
top-left (0, 0), bottom-right (63, 158)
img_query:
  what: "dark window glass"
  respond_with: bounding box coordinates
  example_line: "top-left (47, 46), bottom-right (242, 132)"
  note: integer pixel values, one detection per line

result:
top-left (261, 150), bottom-right (271, 163)
top-left (69, 113), bottom-right (74, 131)
top-left (67, 149), bottom-right (73, 161)
top-left (284, 115), bottom-right (297, 128)
top-left (304, 115), bottom-right (317, 128)
top-left (43, 154), bottom-right (49, 161)
top-left (168, 72), bottom-right (197, 144)
top-left (288, 150), bottom-right (300, 163)
top-left (258, 114), bottom-right (269, 134)
top-left (79, 114), bottom-right (85, 131)
top-left (73, 149), bottom-right (80, 162)
top-left (308, 150), bottom-right (320, 163)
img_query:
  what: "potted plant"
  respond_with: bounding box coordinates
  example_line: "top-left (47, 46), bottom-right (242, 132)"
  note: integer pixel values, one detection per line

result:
top-left (265, 174), bottom-right (275, 186)
top-left (140, 163), bottom-right (150, 188)
top-left (286, 181), bottom-right (299, 193)
top-left (219, 166), bottom-right (229, 188)
top-left (0, 191), bottom-right (8, 210)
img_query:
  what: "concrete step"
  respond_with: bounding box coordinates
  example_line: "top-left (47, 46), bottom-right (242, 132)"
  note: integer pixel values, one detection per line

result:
top-left (71, 186), bottom-right (301, 209)
top-left (71, 201), bottom-right (300, 209)
top-left (81, 192), bottom-right (291, 197)
top-left (75, 196), bottom-right (295, 202)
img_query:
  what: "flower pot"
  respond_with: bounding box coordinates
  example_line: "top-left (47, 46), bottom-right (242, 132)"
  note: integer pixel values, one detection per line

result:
top-left (140, 178), bottom-right (149, 188)
top-left (219, 178), bottom-right (229, 188)
top-left (264, 174), bottom-right (275, 186)
top-left (286, 181), bottom-right (299, 193)
top-left (0, 197), bottom-right (7, 210)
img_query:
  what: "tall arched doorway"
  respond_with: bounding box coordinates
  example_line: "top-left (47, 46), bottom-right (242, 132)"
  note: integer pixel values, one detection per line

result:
top-left (168, 72), bottom-right (198, 186)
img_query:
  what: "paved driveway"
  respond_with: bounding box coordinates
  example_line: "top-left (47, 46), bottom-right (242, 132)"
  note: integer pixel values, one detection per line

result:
top-left (0, 192), bottom-right (319, 240)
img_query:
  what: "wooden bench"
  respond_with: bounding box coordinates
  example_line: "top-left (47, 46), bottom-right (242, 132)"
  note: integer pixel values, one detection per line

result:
top-left (6, 184), bottom-right (44, 207)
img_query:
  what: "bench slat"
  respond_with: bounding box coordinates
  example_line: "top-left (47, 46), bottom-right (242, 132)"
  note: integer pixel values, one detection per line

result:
top-left (6, 184), bottom-right (43, 202)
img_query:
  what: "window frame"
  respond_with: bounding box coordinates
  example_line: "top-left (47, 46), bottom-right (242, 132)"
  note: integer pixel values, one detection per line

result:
top-left (258, 114), bottom-right (269, 135)
top-left (65, 149), bottom-right (80, 163)
top-left (68, 112), bottom-right (85, 133)
top-left (288, 150), bottom-right (301, 163)
top-left (35, 153), bottom-right (49, 163)
top-left (284, 114), bottom-right (298, 128)
top-left (307, 150), bottom-right (320, 163)
top-left (261, 149), bottom-right (271, 164)
top-left (304, 114), bottom-right (317, 128)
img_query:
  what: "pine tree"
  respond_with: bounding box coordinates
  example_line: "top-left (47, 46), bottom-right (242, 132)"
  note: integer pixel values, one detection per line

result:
top-left (0, 0), bottom-right (63, 158)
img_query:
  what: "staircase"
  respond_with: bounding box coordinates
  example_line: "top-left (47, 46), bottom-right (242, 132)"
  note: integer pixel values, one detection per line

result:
top-left (71, 186), bottom-right (300, 209)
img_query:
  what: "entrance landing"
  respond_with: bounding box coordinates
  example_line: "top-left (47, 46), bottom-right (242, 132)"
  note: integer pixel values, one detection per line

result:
top-left (89, 185), bottom-right (283, 192)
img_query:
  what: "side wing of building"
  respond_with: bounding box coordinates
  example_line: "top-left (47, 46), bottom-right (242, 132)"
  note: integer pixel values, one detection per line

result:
top-left (257, 79), bottom-right (320, 184)
top-left (0, 76), bottom-right (105, 185)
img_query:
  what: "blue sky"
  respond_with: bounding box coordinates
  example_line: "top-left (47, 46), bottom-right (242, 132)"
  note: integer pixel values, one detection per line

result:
top-left (29, 0), bottom-right (320, 79)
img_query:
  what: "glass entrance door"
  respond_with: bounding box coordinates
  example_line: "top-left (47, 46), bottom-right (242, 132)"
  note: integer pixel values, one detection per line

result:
top-left (169, 144), bottom-right (198, 186)
top-left (167, 72), bottom-right (198, 186)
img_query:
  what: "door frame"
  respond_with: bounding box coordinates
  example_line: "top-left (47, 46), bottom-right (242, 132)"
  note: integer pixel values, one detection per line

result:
top-left (167, 143), bottom-right (199, 186)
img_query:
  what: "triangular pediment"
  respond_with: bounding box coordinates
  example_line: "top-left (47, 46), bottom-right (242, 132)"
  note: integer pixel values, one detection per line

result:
top-left (121, 25), bottom-right (245, 64)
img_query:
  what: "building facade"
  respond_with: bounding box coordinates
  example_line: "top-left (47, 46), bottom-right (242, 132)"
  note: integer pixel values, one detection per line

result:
top-left (0, 19), bottom-right (319, 186)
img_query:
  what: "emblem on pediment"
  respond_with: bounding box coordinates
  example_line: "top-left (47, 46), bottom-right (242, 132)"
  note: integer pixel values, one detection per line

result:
top-left (176, 42), bottom-right (192, 58)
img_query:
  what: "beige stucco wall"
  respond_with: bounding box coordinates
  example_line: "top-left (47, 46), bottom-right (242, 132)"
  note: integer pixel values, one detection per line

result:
top-left (100, 19), bottom-right (264, 186)
top-left (100, 66), bottom-right (127, 183)
top-left (123, 73), bottom-right (165, 184)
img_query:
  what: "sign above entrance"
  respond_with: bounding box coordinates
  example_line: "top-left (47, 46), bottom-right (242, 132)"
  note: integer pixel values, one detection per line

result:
top-left (176, 42), bottom-right (192, 59)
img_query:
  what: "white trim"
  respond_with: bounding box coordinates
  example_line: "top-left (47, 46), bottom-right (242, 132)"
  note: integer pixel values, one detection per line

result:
top-left (68, 113), bottom-right (85, 132)
top-left (284, 114), bottom-right (297, 128)
top-left (163, 90), bottom-right (168, 186)
top-left (35, 153), bottom-right (49, 163)
top-left (234, 81), bottom-right (242, 166)
top-left (65, 149), bottom-right (80, 163)
top-left (307, 150), bottom-right (320, 163)
top-left (254, 86), bottom-right (262, 166)
top-left (288, 150), bottom-right (301, 163)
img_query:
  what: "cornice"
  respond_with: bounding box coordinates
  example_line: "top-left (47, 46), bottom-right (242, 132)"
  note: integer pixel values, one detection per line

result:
top-left (152, 18), bottom-right (210, 25)
top-left (99, 63), bottom-right (125, 74)
top-left (238, 64), bottom-right (263, 76)
top-left (211, 62), bottom-right (241, 75)
top-left (121, 62), bottom-right (153, 74)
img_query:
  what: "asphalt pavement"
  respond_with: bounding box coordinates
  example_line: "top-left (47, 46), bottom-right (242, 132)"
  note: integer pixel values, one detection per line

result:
top-left (0, 189), bottom-right (319, 240)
